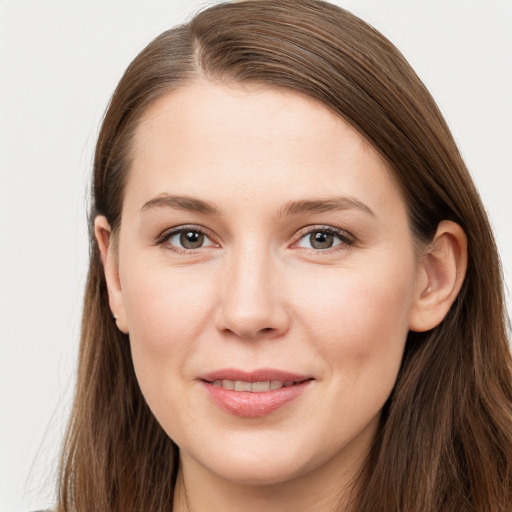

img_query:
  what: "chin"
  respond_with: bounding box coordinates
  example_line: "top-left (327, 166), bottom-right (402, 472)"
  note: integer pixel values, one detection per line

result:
top-left (182, 435), bottom-right (338, 488)
top-left (210, 457), bottom-right (311, 487)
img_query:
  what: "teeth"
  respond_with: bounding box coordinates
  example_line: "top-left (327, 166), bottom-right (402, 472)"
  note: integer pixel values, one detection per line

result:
top-left (211, 379), bottom-right (295, 392)
top-left (234, 380), bottom-right (252, 391)
top-left (223, 379), bottom-right (235, 390)
top-left (251, 381), bottom-right (272, 392)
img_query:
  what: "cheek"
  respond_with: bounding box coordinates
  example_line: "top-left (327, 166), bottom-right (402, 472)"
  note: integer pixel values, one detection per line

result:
top-left (120, 262), bottom-right (220, 432)
top-left (120, 262), bottom-right (217, 363)
top-left (293, 256), bottom-right (416, 374)
top-left (290, 257), bottom-right (416, 437)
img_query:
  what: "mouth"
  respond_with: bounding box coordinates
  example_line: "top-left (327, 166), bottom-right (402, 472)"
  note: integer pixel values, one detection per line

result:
top-left (208, 379), bottom-right (305, 392)
top-left (199, 369), bottom-right (314, 417)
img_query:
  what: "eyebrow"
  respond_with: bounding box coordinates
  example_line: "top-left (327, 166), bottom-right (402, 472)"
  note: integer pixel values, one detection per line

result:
top-left (141, 194), bottom-right (221, 215)
top-left (140, 194), bottom-right (374, 218)
top-left (278, 197), bottom-right (375, 218)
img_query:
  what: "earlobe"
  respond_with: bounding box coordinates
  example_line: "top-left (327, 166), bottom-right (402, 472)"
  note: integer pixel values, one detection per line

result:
top-left (409, 220), bottom-right (468, 332)
top-left (94, 216), bottom-right (129, 334)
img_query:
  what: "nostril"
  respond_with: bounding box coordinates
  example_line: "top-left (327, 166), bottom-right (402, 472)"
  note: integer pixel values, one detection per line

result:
top-left (215, 300), bottom-right (290, 339)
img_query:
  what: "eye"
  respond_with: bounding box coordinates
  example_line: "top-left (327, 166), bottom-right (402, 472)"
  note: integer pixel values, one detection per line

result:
top-left (158, 226), bottom-right (217, 252)
top-left (294, 226), bottom-right (354, 251)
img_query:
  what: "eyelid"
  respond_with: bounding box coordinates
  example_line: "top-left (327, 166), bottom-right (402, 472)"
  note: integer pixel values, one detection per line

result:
top-left (291, 224), bottom-right (356, 251)
top-left (154, 223), bottom-right (356, 254)
top-left (155, 224), bottom-right (219, 252)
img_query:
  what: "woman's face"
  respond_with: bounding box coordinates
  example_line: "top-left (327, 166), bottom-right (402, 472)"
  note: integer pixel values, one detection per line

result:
top-left (106, 81), bottom-right (423, 487)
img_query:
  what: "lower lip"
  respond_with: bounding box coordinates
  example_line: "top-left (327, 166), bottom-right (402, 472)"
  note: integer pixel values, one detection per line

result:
top-left (202, 381), bottom-right (312, 418)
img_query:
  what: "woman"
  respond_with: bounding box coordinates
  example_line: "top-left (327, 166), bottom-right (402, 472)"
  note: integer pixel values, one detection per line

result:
top-left (56, 1), bottom-right (512, 511)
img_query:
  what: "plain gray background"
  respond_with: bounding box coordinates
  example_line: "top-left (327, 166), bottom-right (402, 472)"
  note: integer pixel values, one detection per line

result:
top-left (1, 1), bottom-right (511, 510)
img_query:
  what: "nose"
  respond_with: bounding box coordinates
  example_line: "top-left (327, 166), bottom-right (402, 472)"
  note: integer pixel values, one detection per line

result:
top-left (214, 244), bottom-right (290, 340)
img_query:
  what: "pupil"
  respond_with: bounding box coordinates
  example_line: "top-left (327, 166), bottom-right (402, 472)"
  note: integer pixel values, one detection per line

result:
top-left (180, 231), bottom-right (204, 249)
top-left (311, 231), bottom-right (333, 249)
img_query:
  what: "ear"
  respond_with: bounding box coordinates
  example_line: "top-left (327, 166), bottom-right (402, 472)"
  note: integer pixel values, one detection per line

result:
top-left (94, 215), bottom-right (129, 334)
top-left (409, 220), bottom-right (468, 332)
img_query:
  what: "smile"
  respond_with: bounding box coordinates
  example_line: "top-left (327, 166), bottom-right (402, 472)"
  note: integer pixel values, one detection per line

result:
top-left (199, 369), bottom-right (314, 417)
top-left (210, 380), bottom-right (297, 392)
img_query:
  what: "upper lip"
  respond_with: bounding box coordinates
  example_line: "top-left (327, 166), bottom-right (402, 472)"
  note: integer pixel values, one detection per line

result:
top-left (199, 368), bottom-right (312, 383)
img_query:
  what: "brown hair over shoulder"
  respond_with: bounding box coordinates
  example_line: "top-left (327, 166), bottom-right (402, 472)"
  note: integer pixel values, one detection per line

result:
top-left (57, 1), bottom-right (512, 511)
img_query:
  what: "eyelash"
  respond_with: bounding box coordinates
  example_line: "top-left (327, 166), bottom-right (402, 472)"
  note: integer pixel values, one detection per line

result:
top-left (293, 225), bottom-right (356, 253)
top-left (155, 225), bottom-right (218, 255)
top-left (155, 224), bottom-right (356, 254)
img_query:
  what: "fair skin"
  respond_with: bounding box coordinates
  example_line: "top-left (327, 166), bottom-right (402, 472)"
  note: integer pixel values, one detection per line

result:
top-left (95, 81), bottom-right (467, 512)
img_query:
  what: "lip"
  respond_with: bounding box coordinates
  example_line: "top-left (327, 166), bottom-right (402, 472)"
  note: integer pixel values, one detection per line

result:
top-left (199, 368), bottom-right (311, 383)
top-left (199, 368), bottom-right (314, 418)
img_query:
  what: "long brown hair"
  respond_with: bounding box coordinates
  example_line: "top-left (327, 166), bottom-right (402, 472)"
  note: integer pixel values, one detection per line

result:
top-left (57, 1), bottom-right (512, 510)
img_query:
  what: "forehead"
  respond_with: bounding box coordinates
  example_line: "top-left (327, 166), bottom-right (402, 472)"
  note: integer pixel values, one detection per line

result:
top-left (124, 80), bottom-right (404, 220)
